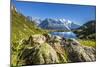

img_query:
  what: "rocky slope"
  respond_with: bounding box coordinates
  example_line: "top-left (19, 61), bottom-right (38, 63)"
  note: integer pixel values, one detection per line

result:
top-left (11, 7), bottom-right (48, 66)
top-left (16, 34), bottom-right (96, 66)
top-left (65, 39), bottom-right (96, 62)
top-left (11, 6), bottom-right (96, 67)
top-left (74, 20), bottom-right (96, 39)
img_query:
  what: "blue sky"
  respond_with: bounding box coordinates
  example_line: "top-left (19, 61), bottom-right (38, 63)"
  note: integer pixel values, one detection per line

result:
top-left (12, 0), bottom-right (96, 25)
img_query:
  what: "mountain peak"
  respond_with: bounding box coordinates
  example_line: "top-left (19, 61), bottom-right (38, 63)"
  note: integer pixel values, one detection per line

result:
top-left (39, 18), bottom-right (80, 30)
top-left (59, 19), bottom-right (66, 22)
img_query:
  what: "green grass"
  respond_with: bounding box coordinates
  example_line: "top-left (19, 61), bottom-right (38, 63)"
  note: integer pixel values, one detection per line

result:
top-left (78, 39), bottom-right (96, 48)
top-left (11, 10), bottom-right (48, 42)
top-left (11, 9), bottom-right (48, 66)
top-left (11, 9), bottom-right (96, 66)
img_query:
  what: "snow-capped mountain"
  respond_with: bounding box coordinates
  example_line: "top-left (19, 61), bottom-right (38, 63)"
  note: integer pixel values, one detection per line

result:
top-left (39, 18), bottom-right (80, 30)
top-left (32, 19), bottom-right (42, 25)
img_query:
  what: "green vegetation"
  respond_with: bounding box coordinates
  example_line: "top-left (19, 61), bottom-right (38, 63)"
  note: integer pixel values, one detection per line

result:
top-left (73, 20), bottom-right (96, 40)
top-left (78, 39), bottom-right (96, 48)
top-left (11, 9), bottom-right (48, 66)
top-left (73, 20), bottom-right (96, 48)
top-left (11, 7), bottom-right (96, 66)
top-left (11, 10), bottom-right (48, 42)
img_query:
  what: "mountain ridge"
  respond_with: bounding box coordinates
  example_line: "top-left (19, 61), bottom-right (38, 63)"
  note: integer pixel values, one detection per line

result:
top-left (39, 18), bottom-right (80, 31)
top-left (73, 20), bottom-right (96, 39)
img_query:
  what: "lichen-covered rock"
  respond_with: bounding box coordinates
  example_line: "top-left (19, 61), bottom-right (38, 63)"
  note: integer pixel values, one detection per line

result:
top-left (18, 34), bottom-right (60, 65)
top-left (83, 46), bottom-right (96, 61)
top-left (28, 34), bottom-right (46, 45)
top-left (65, 39), bottom-right (96, 62)
top-left (47, 35), bottom-right (68, 63)
top-left (19, 43), bottom-right (59, 65)
top-left (51, 42), bottom-right (67, 63)
top-left (16, 34), bottom-right (96, 66)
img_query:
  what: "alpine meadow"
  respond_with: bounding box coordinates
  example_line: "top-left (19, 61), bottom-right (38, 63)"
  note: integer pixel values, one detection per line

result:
top-left (11, 0), bottom-right (96, 66)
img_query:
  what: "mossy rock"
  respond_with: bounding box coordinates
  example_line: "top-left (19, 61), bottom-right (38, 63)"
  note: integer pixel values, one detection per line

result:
top-left (18, 43), bottom-right (60, 65)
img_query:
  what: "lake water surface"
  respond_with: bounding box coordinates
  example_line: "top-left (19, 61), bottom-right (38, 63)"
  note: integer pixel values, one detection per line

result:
top-left (50, 31), bottom-right (77, 39)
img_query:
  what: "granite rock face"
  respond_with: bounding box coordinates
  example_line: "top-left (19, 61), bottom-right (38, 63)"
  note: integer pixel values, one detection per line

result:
top-left (65, 39), bottom-right (96, 62)
top-left (18, 35), bottom-right (63, 65)
top-left (18, 34), bottom-right (96, 66)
